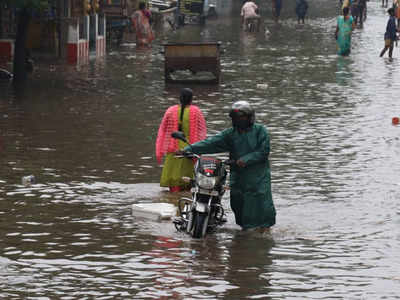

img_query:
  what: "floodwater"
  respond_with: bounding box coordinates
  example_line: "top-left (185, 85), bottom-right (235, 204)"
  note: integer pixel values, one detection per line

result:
top-left (1, 0), bottom-right (400, 298)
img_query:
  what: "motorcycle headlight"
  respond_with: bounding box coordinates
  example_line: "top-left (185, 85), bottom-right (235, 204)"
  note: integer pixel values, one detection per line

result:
top-left (197, 173), bottom-right (216, 189)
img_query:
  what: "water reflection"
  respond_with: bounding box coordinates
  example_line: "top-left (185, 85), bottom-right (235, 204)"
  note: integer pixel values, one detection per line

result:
top-left (335, 56), bottom-right (353, 86)
top-left (223, 232), bottom-right (274, 298)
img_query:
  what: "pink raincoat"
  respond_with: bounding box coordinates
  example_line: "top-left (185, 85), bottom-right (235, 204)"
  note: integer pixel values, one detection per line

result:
top-left (131, 9), bottom-right (154, 47)
top-left (156, 105), bottom-right (207, 164)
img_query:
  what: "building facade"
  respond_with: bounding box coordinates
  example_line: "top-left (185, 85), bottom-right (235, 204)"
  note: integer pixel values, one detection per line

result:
top-left (0, 0), bottom-right (106, 67)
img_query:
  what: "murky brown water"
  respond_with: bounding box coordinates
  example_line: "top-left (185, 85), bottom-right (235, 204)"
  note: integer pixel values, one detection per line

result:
top-left (1, 0), bottom-right (400, 298)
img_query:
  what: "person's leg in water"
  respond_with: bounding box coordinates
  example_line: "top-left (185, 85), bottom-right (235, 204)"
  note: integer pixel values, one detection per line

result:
top-left (273, 0), bottom-right (282, 23)
top-left (388, 42), bottom-right (394, 58)
top-left (352, 4), bottom-right (359, 25)
top-left (379, 46), bottom-right (388, 57)
top-left (258, 227), bottom-right (271, 234)
top-left (245, 17), bottom-right (251, 31)
top-left (380, 39), bottom-right (393, 57)
top-left (274, 10), bottom-right (279, 23)
top-left (272, 1), bottom-right (277, 23)
top-left (359, 5), bottom-right (364, 26)
top-left (276, 0), bottom-right (282, 23)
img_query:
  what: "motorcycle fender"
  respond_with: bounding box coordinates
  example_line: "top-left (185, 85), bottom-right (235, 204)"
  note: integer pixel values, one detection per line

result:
top-left (195, 202), bottom-right (207, 213)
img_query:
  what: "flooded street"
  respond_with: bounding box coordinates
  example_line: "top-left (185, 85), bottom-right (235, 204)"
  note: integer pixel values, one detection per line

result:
top-left (1, 0), bottom-right (400, 298)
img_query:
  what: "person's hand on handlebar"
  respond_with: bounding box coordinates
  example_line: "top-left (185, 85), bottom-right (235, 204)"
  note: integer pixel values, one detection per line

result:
top-left (236, 159), bottom-right (246, 168)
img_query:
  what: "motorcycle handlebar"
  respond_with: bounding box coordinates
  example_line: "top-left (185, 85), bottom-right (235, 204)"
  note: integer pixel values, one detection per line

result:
top-left (175, 152), bottom-right (236, 166)
top-left (174, 152), bottom-right (200, 159)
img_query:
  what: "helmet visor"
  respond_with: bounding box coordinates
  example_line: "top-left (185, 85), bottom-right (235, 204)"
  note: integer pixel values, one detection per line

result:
top-left (229, 109), bottom-right (247, 119)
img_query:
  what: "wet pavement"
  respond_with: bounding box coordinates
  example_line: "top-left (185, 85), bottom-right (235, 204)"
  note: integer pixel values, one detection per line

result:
top-left (1, 0), bottom-right (400, 298)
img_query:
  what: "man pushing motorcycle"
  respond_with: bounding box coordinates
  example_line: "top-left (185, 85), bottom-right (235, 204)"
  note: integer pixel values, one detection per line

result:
top-left (177, 101), bottom-right (276, 233)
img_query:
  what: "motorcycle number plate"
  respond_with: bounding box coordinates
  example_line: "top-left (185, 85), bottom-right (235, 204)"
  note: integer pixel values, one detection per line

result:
top-left (195, 202), bottom-right (207, 213)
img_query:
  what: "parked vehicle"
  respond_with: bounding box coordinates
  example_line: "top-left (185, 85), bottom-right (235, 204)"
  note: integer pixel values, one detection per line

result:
top-left (177, 0), bottom-right (218, 26)
top-left (171, 131), bottom-right (231, 238)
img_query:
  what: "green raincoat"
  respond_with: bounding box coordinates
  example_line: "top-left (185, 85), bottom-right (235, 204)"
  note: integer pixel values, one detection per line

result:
top-left (185, 123), bottom-right (276, 230)
top-left (337, 15), bottom-right (354, 56)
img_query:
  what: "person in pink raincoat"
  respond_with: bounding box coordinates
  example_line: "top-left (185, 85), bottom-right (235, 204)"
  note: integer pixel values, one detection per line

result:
top-left (156, 88), bottom-right (207, 192)
top-left (131, 2), bottom-right (154, 48)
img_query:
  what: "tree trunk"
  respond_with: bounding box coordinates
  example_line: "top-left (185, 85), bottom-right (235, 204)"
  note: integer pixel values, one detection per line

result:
top-left (12, 6), bottom-right (31, 86)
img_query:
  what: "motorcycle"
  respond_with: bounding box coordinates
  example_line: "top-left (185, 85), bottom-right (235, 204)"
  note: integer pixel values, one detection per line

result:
top-left (171, 131), bottom-right (231, 238)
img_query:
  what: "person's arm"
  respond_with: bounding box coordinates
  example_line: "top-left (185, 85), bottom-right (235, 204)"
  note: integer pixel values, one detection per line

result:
top-left (238, 126), bottom-right (270, 167)
top-left (254, 3), bottom-right (260, 16)
top-left (183, 128), bottom-right (232, 154)
top-left (253, 2), bottom-right (258, 11)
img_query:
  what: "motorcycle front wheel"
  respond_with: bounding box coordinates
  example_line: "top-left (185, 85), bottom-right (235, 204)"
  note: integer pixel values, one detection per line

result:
top-left (193, 212), bottom-right (209, 238)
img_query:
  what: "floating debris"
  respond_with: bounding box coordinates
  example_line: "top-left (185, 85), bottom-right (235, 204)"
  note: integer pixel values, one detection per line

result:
top-left (257, 83), bottom-right (269, 89)
top-left (21, 175), bottom-right (35, 186)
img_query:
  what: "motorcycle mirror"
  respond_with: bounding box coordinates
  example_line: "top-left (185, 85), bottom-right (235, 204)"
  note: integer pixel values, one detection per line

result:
top-left (171, 131), bottom-right (188, 143)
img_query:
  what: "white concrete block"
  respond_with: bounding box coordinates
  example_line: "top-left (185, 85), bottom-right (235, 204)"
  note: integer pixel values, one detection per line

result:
top-left (132, 203), bottom-right (177, 221)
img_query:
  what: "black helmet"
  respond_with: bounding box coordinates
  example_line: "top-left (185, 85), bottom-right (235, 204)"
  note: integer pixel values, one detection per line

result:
top-left (180, 88), bottom-right (193, 106)
top-left (229, 101), bottom-right (255, 127)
